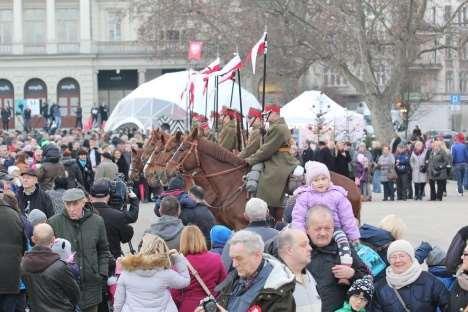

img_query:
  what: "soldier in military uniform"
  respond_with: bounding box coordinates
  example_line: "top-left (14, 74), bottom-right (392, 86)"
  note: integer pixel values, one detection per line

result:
top-left (239, 107), bottom-right (262, 159)
top-left (245, 104), bottom-right (299, 219)
top-left (193, 113), bottom-right (217, 142)
top-left (218, 108), bottom-right (239, 152)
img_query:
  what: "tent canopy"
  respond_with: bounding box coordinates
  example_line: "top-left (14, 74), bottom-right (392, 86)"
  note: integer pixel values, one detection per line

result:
top-left (282, 90), bottom-right (365, 143)
top-left (105, 70), bottom-right (260, 131)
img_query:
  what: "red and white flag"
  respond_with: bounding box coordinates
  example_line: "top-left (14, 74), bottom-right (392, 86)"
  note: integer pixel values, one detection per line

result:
top-left (201, 57), bottom-right (221, 75)
top-left (216, 54), bottom-right (242, 83)
top-left (188, 41), bottom-right (203, 61)
top-left (250, 32), bottom-right (267, 74)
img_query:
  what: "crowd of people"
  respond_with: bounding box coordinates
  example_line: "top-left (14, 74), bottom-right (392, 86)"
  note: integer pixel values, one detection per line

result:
top-left (0, 108), bottom-right (466, 312)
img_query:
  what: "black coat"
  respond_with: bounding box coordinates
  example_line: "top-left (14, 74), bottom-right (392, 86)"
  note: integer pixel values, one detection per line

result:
top-left (370, 271), bottom-right (449, 312)
top-left (335, 151), bottom-right (352, 178)
top-left (0, 203), bottom-right (25, 294)
top-left (78, 158), bottom-right (94, 192)
top-left (446, 226), bottom-right (468, 274)
top-left (21, 245), bottom-right (80, 312)
top-left (302, 148), bottom-right (316, 165)
top-left (448, 281), bottom-right (468, 312)
top-left (179, 201), bottom-right (215, 245)
top-left (17, 185), bottom-right (55, 218)
top-left (115, 157), bottom-right (129, 181)
top-left (93, 200), bottom-right (139, 259)
top-left (62, 157), bottom-right (85, 189)
top-left (317, 147), bottom-right (336, 171)
top-left (306, 240), bottom-right (370, 312)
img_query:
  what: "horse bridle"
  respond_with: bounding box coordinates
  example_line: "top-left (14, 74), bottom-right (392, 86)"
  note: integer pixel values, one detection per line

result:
top-left (166, 140), bottom-right (201, 175)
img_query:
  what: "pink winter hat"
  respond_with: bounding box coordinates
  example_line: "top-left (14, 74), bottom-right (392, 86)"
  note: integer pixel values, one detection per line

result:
top-left (305, 161), bottom-right (330, 185)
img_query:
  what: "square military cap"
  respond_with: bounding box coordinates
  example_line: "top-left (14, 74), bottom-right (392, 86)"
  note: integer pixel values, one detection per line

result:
top-left (62, 188), bottom-right (86, 202)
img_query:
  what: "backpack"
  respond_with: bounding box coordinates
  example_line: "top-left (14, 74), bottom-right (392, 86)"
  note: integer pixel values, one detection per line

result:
top-left (108, 176), bottom-right (128, 210)
top-left (355, 243), bottom-right (387, 277)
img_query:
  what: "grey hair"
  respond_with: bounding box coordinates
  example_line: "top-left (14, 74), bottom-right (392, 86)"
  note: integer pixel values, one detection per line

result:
top-left (277, 229), bottom-right (298, 255)
top-left (229, 230), bottom-right (264, 254)
top-left (306, 204), bottom-right (334, 228)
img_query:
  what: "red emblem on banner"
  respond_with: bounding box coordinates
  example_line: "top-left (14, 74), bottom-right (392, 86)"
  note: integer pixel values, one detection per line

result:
top-left (188, 41), bottom-right (203, 61)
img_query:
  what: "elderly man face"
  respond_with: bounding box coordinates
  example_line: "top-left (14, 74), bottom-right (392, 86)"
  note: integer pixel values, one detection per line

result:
top-left (65, 199), bottom-right (86, 220)
top-left (306, 208), bottom-right (334, 248)
top-left (279, 229), bottom-right (312, 269)
top-left (21, 174), bottom-right (37, 189)
top-left (230, 242), bottom-right (263, 278)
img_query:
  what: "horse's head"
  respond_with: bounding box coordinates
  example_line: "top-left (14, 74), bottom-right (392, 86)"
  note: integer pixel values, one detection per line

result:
top-left (152, 131), bottom-right (184, 175)
top-left (143, 130), bottom-right (170, 173)
top-left (165, 128), bottom-right (200, 177)
top-left (129, 147), bottom-right (143, 181)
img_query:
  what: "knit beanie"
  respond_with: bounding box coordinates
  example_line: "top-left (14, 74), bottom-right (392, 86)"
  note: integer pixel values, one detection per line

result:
top-left (305, 161), bottom-right (330, 185)
top-left (426, 246), bottom-right (446, 266)
top-left (27, 209), bottom-right (47, 227)
top-left (210, 225), bottom-right (233, 247)
top-left (347, 275), bottom-right (374, 302)
top-left (51, 238), bottom-right (74, 262)
top-left (168, 175), bottom-right (185, 191)
top-left (387, 239), bottom-right (415, 262)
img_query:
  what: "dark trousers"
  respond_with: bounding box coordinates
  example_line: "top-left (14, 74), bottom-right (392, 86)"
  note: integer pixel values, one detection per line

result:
top-left (0, 294), bottom-right (18, 312)
top-left (75, 116), bottom-right (83, 128)
top-left (414, 183), bottom-right (426, 200)
top-left (453, 163), bottom-right (466, 194)
top-left (429, 179), bottom-right (445, 200)
top-left (2, 119), bottom-right (9, 130)
top-left (396, 173), bottom-right (409, 200)
top-left (382, 181), bottom-right (395, 200)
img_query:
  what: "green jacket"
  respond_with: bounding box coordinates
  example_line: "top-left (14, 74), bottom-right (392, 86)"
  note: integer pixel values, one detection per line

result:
top-left (335, 302), bottom-right (366, 312)
top-left (48, 205), bottom-right (110, 309)
top-left (239, 125), bottom-right (261, 159)
top-left (245, 118), bottom-right (299, 207)
top-left (219, 120), bottom-right (238, 151)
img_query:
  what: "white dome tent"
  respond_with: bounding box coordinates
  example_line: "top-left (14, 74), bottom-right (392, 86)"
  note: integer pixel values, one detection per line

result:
top-left (104, 70), bottom-right (261, 132)
top-left (281, 90), bottom-right (366, 144)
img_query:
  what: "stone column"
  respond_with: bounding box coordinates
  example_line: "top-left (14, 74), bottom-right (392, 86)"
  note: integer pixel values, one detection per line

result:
top-left (93, 69), bottom-right (99, 106)
top-left (138, 68), bottom-right (146, 85)
top-left (12, 0), bottom-right (23, 54)
top-left (80, 0), bottom-right (91, 53)
top-left (46, 0), bottom-right (57, 53)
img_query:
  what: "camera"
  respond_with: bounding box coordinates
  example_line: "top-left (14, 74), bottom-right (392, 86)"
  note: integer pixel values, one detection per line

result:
top-left (201, 296), bottom-right (218, 312)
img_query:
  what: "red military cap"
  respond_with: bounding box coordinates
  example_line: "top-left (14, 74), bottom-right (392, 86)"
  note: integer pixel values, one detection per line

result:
top-left (263, 104), bottom-right (281, 114)
top-left (247, 107), bottom-right (262, 119)
top-left (224, 108), bottom-right (237, 119)
top-left (210, 111), bottom-right (220, 118)
top-left (220, 106), bottom-right (229, 116)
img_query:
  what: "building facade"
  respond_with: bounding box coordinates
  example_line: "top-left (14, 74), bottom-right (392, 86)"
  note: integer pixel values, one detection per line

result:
top-left (0, 0), bottom-right (188, 128)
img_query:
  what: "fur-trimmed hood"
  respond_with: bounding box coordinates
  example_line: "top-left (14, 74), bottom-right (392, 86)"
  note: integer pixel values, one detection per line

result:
top-left (120, 253), bottom-right (170, 272)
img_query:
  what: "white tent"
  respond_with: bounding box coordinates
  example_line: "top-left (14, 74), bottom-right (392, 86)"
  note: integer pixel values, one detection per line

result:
top-left (281, 90), bottom-right (366, 144)
top-left (105, 71), bottom-right (261, 131)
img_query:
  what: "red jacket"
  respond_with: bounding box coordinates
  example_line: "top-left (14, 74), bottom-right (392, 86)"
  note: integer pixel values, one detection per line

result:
top-left (172, 251), bottom-right (227, 312)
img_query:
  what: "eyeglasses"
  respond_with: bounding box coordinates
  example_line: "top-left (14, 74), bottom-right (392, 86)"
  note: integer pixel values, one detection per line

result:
top-left (463, 253), bottom-right (468, 257)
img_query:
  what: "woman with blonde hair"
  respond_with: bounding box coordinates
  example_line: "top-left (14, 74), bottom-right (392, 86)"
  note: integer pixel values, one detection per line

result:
top-left (113, 233), bottom-right (190, 312)
top-left (427, 140), bottom-right (450, 201)
top-left (172, 225), bottom-right (227, 312)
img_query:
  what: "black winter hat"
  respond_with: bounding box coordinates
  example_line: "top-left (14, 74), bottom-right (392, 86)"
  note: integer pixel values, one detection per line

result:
top-left (347, 275), bottom-right (374, 302)
top-left (168, 176), bottom-right (185, 190)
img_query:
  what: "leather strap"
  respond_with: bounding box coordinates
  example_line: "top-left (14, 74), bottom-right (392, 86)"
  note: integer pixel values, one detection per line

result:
top-left (392, 287), bottom-right (410, 312)
top-left (185, 257), bottom-right (213, 297)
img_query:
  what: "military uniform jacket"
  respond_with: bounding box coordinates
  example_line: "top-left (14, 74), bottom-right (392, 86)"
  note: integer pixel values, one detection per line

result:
top-left (219, 120), bottom-right (238, 151)
top-left (239, 125), bottom-right (261, 159)
top-left (245, 117), bottom-right (299, 207)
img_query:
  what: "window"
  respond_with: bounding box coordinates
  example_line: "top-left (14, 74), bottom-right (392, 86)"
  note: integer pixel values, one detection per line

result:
top-left (23, 9), bottom-right (46, 44)
top-left (56, 8), bottom-right (79, 42)
top-left (108, 11), bottom-right (122, 41)
top-left (460, 72), bottom-right (468, 93)
top-left (444, 5), bottom-right (452, 22)
top-left (0, 10), bottom-right (12, 45)
top-left (323, 67), bottom-right (347, 87)
top-left (432, 7), bottom-right (436, 24)
top-left (376, 64), bottom-right (387, 86)
top-left (446, 35), bottom-right (454, 59)
top-left (446, 71), bottom-right (454, 93)
top-left (464, 6), bottom-right (468, 25)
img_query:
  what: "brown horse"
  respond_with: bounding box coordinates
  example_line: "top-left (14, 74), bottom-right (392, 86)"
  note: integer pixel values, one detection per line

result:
top-left (166, 128), bottom-right (362, 229)
top-left (129, 129), bottom-right (166, 182)
top-left (142, 130), bottom-right (171, 187)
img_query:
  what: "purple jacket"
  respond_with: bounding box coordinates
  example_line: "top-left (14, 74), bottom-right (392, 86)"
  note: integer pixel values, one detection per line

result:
top-left (291, 185), bottom-right (360, 241)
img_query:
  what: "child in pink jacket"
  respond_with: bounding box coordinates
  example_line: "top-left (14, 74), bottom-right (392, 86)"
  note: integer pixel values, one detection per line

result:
top-left (291, 161), bottom-right (360, 242)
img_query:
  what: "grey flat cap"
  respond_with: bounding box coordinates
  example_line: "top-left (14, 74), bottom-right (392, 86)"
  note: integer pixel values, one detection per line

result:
top-left (62, 188), bottom-right (86, 202)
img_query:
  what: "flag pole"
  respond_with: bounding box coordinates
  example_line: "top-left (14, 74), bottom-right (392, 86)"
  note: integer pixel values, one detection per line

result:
top-left (229, 77), bottom-right (235, 108)
top-left (237, 68), bottom-right (246, 137)
top-left (261, 31), bottom-right (268, 112)
top-left (214, 75), bottom-right (219, 135)
top-left (204, 79), bottom-right (208, 118)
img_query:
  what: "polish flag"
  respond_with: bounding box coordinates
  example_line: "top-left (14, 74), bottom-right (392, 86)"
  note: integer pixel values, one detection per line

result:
top-left (201, 57), bottom-right (221, 75)
top-left (216, 54), bottom-right (242, 82)
top-left (250, 32), bottom-right (267, 74)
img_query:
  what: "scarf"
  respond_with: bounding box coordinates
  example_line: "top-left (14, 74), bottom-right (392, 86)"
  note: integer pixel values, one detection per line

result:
top-left (457, 268), bottom-right (468, 291)
top-left (386, 261), bottom-right (422, 289)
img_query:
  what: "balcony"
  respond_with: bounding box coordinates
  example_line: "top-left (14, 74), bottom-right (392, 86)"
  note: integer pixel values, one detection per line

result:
top-left (0, 45), bottom-right (12, 55)
top-left (94, 41), bottom-right (152, 55)
top-left (23, 44), bottom-right (47, 55)
top-left (57, 42), bottom-right (80, 54)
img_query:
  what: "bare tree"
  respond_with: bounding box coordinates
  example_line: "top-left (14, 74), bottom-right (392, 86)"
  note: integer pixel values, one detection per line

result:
top-left (133, 0), bottom-right (467, 144)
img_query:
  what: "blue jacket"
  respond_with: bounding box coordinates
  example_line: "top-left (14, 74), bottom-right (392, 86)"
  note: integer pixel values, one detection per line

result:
top-left (360, 224), bottom-right (394, 265)
top-left (451, 142), bottom-right (467, 164)
top-left (395, 153), bottom-right (411, 174)
top-left (370, 271), bottom-right (449, 312)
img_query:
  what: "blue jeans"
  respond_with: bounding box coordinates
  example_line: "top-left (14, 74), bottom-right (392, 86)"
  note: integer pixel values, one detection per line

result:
top-left (453, 163), bottom-right (466, 194)
top-left (373, 169), bottom-right (382, 193)
top-left (464, 164), bottom-right (468, 190)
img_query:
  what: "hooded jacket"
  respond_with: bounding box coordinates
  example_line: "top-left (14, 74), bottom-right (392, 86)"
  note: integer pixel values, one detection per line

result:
top-left (292, 185), bottom-right (360, 241)
top-left (48, 205), bottom-right (110, 309)
top-left (216, 254), bottom-right (296, 312)
top-left (145, 215), bottom-right (184, 251)
top-left (21, 245), bottom-right (80, 312)
top-left (113, 253), bottom-right (190, 312)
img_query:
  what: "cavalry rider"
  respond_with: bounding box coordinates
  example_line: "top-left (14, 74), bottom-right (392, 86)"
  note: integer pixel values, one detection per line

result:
top-left (192, 113), bottom-right (216, 142)
top-left (219, 107), bottom-right (239, 152)
top-left (244, 104), bottom-right (299, 219)
top-left (239, 107), bottom-right (262, 159)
